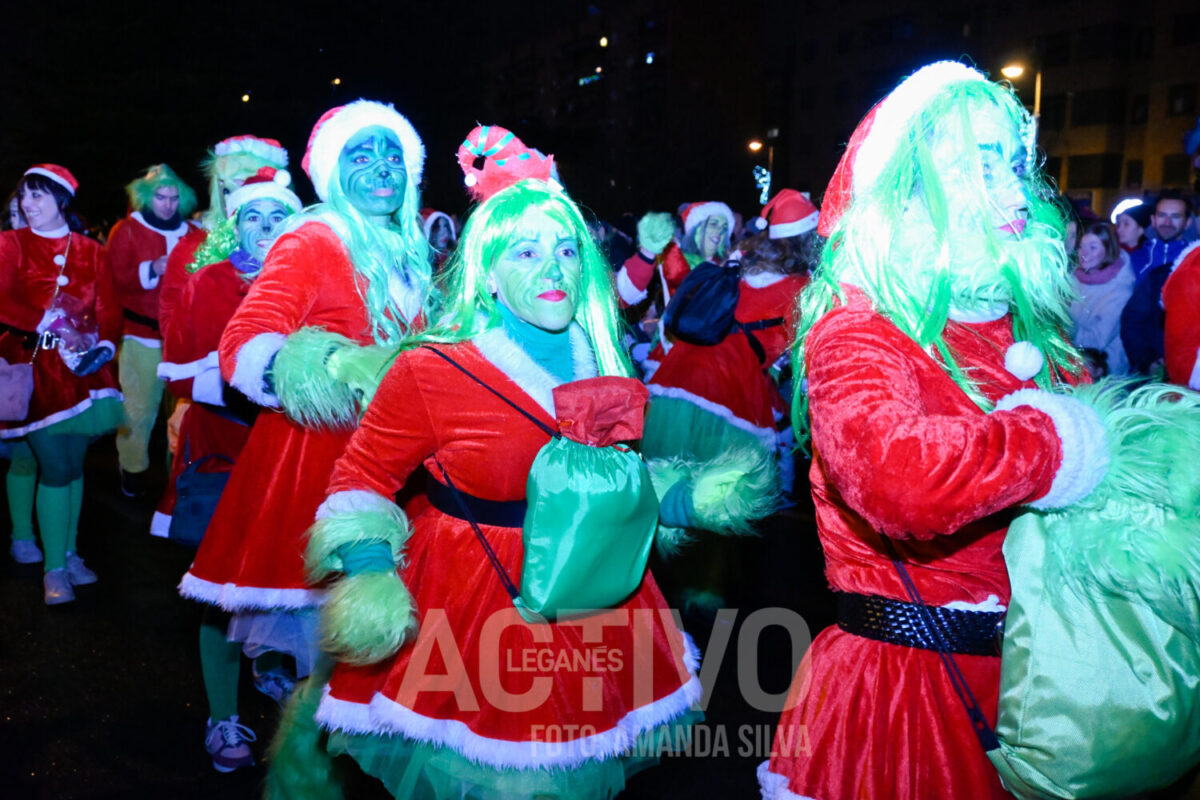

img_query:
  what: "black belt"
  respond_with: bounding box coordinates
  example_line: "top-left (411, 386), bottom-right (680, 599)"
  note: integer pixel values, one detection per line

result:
top-left (837, 591), bottom-right (1004, 657)
top-left (0, 322), bottom-right (40, 350)
top-left (123, 308), bottom-right (160, 332)
top-left (424, 474), bottom-right (527, 528)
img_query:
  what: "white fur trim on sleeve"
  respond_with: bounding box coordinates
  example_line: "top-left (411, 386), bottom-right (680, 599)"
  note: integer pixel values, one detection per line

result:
top-left (96, 340), bottom-right (116, 357)
top-left (316, 489), bottom-right (399, 520)
top-left (994, 388), bottom-right (1109, 510)
top-left (229, 332), bottom-right (285, 408)
top-left (157, 350), bottom-right (219, 381)
top-left (615, 266), bottom-right (648, 305)
top-left (192, 366), bottom-right (225, 406)
top-left (1189, 347), bottom-right (1200, 391)
top-left (138, 260), bottom-right (161, 290)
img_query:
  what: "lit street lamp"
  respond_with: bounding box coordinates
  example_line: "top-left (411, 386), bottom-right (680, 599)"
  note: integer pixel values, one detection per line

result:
top-left (1002, 62), bottom-right (1041, 119)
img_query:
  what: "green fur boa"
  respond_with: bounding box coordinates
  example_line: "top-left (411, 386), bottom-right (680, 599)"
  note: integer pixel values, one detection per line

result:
top-left (272, 328), bottom-right (398, 431)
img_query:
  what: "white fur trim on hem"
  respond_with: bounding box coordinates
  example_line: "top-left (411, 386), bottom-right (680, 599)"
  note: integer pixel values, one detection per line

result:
top-left (942, 593), bottom-right (1006, 612)
top-left (0, 388), bottom-right (123, 439)
top-left (647, 384), bottom-right (777, 448)
top-left (994, 388), bottom-right (1109, 510)
top-left (316, 672), bottom-right (702, 770)
top-left (149, 510), bottom-right (171, 538)
top-left (178, 571), bottom-right (325, 612)
top-left (317, 489), bottom-right (399, 519)
top-left (616, 267), bottom-right (649, 305)
top-left (471, 324), bottom-right (597, 417)
top-left (757, 761), bottom-right (819, 800)
top-left (229, 332), bottom-right (285, 408)
top-left (1189, 348), bottom-right (1200, 391)
top-left (158, 350), bottom-right (219, 381)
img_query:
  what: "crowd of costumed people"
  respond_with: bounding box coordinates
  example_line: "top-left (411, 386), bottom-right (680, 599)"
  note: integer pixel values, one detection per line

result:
top-left (3, 59), bottom-right (1200, 800)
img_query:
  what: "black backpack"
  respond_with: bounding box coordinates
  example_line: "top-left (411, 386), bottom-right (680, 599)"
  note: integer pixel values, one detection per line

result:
top-left (662, 261), bottom-right (783, 363)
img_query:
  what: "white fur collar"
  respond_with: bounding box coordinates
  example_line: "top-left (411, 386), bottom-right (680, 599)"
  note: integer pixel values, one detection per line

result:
top-left (30, 224), bottom-right (70, 239)
top-left (741, 271), bottom-right (786, 289)
top-left (471, 323), bottom-right (598, 417)
top-left (947, 302), bottom-right (1008, 323)
top-left (131, 211), bottom-right (190, 237)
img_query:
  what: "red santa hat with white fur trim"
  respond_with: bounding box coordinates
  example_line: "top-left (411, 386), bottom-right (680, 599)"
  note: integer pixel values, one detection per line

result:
top-left (682, 201), bottom-right (736, 239)
top-left (24, 164), bottom-right (79, 196)
top-left (760, 189), bottom-right (819, 239)
top-left (420, 208), bottom-right (457, 243)
top-left (302, 99), bottom-right (425, 202)
top-left (225, 167), bottom-right (303, 217)
top-left (214, 135), bottom-right (289, 167)
top-left (818, 60), bottom-right (987, 238)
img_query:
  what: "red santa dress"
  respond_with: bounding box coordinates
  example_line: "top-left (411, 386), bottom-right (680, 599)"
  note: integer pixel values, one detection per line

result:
top-left (314, 326), bottom-right (702, 797)
top-left (758, 287), bottom-right (1083, 800)
top-left (644, 270), bottom-right (806, 458)
top-left (157, 225), bottom-right (208, 346)
top-left (1163, 241), bottom-right (1200, 390)
top-left (0, 227), bottom-right (123, 438)
top-left (151, 257), bottom-right (256, 537)
top-left (180, 220), bottom-right (404, 615)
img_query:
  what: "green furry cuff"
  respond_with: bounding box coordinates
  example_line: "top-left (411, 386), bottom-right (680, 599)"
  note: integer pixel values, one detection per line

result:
top-left (320, 571), bottom-right (417, 666)
top-left (647, 458), bottom-right (697, 557)
top-left (306, 499), bottom-right (410, 583)
top-left (272, 328), bottom-right (396, 431)
top-left (647, 441), bottom-right (780, 539)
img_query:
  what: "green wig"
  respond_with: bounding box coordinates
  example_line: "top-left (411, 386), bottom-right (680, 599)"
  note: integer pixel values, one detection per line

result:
top-left (284, 160), bottom-right (432, 346)
top-left (198, 149), bottom-right (282, 228)
top-left (125, 164), bottom-right (198, 217)
top-left (791, 69), bottom-right (1083, 449)
top-left (405, 179), bottom-right (632, 379)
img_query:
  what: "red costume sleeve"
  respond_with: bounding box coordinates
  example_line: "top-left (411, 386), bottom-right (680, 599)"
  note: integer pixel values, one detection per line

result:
top-left (0, 232), bottom-right (29, 329)
top-left (1163, 247), bottom-right (1200, 389)
top-left (661, 243), bottom-right (691, 296)
top-left (92, 243), bottom-right (121, 344)
top-left (105, 219), bottom-right (144, 298)
top-left (326, 353), bottom-right (437, 499)
top-left (806, 307), bottom-right (1062, 540)
top-left (158, 227), bottom-right (204, 347)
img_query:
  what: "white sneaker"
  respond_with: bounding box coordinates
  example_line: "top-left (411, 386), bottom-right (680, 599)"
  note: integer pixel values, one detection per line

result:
top-left (205, 716), bottom-right (256, 773)
top-left (65, 552), bottom-right (98, 585)
top-left (10, 539), bottom-right (43, 564)
top-left (43, 568), bottom-right (75, 605)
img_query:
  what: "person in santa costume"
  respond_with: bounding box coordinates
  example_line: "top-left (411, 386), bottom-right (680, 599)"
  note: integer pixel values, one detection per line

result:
top-left (0, 165), bottom-right (123, 604)
top-left (640, 188), bottom-right (817, 613)
top-left (156, 166), bottom-right (304, 772)
top-left (1163, 240), bottom-right (1200, 390)
top-left (421, 208), bottom-right (457, 271)
top-left (176, 100), bottom-right (431, 772)
top-left (757, 62), bottom-right (1114, 799)
top-left (105, 163), bottom-right (198, 497)
top-left (617, 201), bottom-right (736, 379)
top-left (263, 124), bottom-right (783, 800)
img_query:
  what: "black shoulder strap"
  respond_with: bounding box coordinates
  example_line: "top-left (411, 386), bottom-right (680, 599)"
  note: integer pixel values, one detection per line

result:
top-left (736, 318), bottom-right (785, 365)
top-left (420, 345), bottom-right (558, 438)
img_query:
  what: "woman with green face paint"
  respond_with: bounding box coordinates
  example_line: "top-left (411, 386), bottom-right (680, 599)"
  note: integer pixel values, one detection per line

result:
top-left (157, 167), bottom-right (302, 773)
top-left (176, 102), bottom-right (432, 773)
top-left (265, 127), bottom-right (788, 799)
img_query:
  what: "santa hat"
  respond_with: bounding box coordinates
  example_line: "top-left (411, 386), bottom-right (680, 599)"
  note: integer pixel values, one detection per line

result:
top-left (302, 100), bottom-right (424, 202)
top-left (420, 208), bottom-right (456, 243)
top-left (214, 135), bottom-right (289, 167)
top-left (457, 124), bottom-right (557, 202)
top-left (226, 167), bottom-right (303, 217)
top-left (760, 189), bottom-right (819, 239)
top-left (1110, 198), bottom-right (1151, 229)
top-left (682, 201), bottom-right (736, 240)
top-left (24, 164), bottom-right (78, 196)
top-left (819, 61), bottom-right (987, 237)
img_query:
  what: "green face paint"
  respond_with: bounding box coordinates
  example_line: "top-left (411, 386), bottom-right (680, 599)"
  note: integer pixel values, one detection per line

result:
top-left (696, 214), bottom-right (728, 260)
top-left (236, 198), bottom-right (290, 262)
top-left (337, 125), bottom-right (407, 222)
top-left (492, 208), bottom-right (583, 333)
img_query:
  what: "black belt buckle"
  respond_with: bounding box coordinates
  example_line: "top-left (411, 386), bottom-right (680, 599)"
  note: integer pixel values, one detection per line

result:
top-left (993, 614), bottom-right (1006, 656)
top-left (39, 330), bottom-right (60, 350)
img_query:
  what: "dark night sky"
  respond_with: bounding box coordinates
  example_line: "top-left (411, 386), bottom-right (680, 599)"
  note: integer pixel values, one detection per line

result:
top-left (2, 1), bottom-right (583, 229)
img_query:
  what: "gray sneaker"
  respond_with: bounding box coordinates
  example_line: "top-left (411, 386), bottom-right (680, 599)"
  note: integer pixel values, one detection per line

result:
top-left (205, 716), bottom-right (256, 773)
top-left (65, 552), bottom-right (98, 585)
top-left (10, 539), bottom-right (43, 564)
top-left (43, 568), bottom-right (75, 605)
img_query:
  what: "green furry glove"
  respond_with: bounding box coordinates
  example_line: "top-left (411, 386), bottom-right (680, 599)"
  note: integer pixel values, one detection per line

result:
top-left (320, 570), bottom-right (417, 666)
top-left (325, 341), bottom-right (397, 411)
top-left (272, 327), bottom-right (397, 430)
top-left (637, 212), bottom-right (675, 256)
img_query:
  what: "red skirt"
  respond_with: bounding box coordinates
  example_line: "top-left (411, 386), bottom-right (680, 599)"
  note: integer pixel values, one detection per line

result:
top-left (0, 331), bottom-right (121, 437)
top-left (759, 626), bottom-right (1009, 799)
top-left (317, 508), bottom-right (702, 771)
top-left (180, 410), bottom-right (350, 610)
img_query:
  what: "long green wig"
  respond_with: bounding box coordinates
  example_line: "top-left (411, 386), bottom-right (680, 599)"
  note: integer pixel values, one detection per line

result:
top-left (284, 161), bottom-right (431, 346)
top-left (405, 179), bottom-right (632, 378)
top-left (125, 163), bottom-right (197, 217)
top-left (197, 149), bottom-right (281, 228)
top-left (792, 72), bottom-right (1083, 448)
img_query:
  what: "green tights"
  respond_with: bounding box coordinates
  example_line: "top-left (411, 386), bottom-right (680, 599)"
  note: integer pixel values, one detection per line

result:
top-left (25, 430), bottom-right (89, 571)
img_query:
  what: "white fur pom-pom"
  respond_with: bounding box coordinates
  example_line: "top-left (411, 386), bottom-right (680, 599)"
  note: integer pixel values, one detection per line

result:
top-left (1005, 341), bottom-right (1044, 381)
top-left (464, 174), bottom-right (477, 187)
top-left (274, 168), bottom-right (291, 186)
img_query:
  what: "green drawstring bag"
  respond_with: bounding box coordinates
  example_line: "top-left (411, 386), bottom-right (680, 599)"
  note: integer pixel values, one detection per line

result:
top-left (989, 384), bottom-right (1200, 799)
top-left (422, 347), bottom-right (659, 622)
top-left (519, 377), bottom-right (660, 619)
